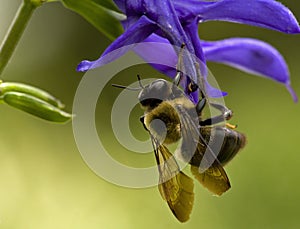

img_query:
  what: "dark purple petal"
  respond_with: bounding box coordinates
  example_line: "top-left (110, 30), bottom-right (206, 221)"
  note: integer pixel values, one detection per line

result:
top-left (113, 0), bottom-right (125, 13)
top-left (145, 0), bottom-right (202, 86)
top-left (205, 81), bottom-right (228, 98)
top-left (203, 38), bottom-right (298, 101)
top-left (174, 0), bottom-right (300, 34)
top-left (133, 35), bottom-right (178, 76)
top-left (183, 16), bottom-right (206, 75)
top-left (77, 15), bottom-right (157, 71)
top-left (184, 17), bottom-right (227, 98)
top-left (133, 34), bottom-right (227, 99)
top-left (124, 0), bottom-right (193, 48)
top-left (122, 0), bottom-right (207, 102)
top-left (145, 0), bottom-right (191, 46)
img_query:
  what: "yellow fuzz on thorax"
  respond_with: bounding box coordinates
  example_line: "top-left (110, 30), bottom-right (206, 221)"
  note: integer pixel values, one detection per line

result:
top-left (144, 100), bottom-right (181, 144)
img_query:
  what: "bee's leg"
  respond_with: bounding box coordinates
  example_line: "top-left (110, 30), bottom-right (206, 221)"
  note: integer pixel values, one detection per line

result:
top-left (177, 43), bottom-right (185, 71)
top-left (210, 103), bottom-right (233, 120)
top-left (200, 115), bottom-right (225, 126)
top-left (196, 97), bottom-right (206, 115)
top-left (175, 43), bottom-right (201, 95)
top-left (173, 44), bottom-right (186, 86)
top-left (200, 103), bottom-right (234, 126)
top-left (173, 71), bottom-right (182, 86)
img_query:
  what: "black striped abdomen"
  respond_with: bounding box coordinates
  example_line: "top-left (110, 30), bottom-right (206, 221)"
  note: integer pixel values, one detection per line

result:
top-left (190, 126), bottom-right (246, 167)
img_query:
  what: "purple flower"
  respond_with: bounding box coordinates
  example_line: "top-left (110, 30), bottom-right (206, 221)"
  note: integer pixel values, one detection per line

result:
top-left (77, 0), bottom-right (300, 102)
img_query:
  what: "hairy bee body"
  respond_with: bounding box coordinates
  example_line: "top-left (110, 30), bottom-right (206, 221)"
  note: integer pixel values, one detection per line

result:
top-left (144, 101), bottom-right (181, 144)
top-left (143, 97), bottom-right (196, 145)
top-left (135, 78), bottom-right (246, 222)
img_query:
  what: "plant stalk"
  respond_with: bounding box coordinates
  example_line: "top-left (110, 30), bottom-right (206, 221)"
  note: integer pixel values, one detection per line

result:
top-left (0, 1), bottom-right (38, 76)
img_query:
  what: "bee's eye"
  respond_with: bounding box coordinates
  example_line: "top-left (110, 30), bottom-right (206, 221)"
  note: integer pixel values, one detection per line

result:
top-left (139, 98), bottom-right (148, 106)
top-left (140, 98), bottom-right (162, 108)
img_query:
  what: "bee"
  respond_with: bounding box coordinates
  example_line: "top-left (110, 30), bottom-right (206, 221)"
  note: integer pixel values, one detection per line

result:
top-left (112, 49), bottom-right (246, 222)
top-left (135, 75), bottom-right (246, 222)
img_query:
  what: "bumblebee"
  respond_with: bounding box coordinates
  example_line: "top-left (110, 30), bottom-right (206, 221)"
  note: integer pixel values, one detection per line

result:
top-left (113, 47), bottom-right (246, 222)
top-left (137, 75), bottom-right (246, 222)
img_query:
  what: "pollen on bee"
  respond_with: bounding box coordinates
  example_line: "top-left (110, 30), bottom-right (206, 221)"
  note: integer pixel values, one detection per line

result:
top-left (226, 123), bottom-right (237, 129)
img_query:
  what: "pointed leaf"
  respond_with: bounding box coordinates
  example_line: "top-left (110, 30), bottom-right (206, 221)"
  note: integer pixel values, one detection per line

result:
top-left (61, 0), bottom-right (125, 40)
top-left (91, 0), bottom-right (120, 12)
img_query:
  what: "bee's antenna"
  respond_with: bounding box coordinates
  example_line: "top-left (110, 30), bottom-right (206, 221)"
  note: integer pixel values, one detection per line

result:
top-left (112, 74), bottom-right (145, 91)
top-left (111, 84), bottom-right (142, 91)
top-left (137, 74), bottom-right (145, 89)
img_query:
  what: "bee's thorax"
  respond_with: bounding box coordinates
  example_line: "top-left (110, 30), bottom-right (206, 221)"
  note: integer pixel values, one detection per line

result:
top-left (144, 101), bottom-right (181, 144)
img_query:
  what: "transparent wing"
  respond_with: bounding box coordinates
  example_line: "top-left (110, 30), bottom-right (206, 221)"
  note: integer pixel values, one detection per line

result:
top-left (174, 103), bottom-right (231, 196)
top-left (190, 162), bottom-right (230, 196)
top-left (151, 137), bottom-right (194, 222)
top-left (173, 103), bottom-right (201, 163)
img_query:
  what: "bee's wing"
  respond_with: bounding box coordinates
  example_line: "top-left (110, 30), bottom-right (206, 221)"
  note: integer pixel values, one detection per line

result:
top-left (175, 104), bottom-right (230, 196)
top-left (190, 161), bottom-right (230, 196)
top-left (173, 104), bottom-right (201, 163)
top-left (151, 137), bottom-right (194, 222)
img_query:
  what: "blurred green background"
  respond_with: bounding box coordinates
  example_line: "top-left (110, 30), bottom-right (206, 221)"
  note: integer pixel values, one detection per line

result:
top-left (0, 1), bottom-right (300, 228)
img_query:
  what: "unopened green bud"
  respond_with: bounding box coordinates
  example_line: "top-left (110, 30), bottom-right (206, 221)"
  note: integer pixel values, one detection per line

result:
top-left (1, 91), bottom-right (72, 123)
top-left (0, 81), bottom-right (64, 108)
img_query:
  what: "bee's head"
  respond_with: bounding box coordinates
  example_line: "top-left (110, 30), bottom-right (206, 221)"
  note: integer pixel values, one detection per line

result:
top-left (138, 79), bottom-right (172, 109)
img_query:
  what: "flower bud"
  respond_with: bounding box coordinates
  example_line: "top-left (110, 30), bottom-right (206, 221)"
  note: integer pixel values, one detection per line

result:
top-left (1, 91), bottom-right (72, 123)
top-left (0, 81), bottom-right (64, 108)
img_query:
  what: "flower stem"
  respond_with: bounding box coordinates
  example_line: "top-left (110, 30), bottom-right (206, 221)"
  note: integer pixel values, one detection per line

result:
top-left (0, 1), bottom-right (40, 76)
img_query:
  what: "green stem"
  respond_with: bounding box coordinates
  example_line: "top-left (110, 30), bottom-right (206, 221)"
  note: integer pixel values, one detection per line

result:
top-left (0, 1), bottom-right (39, 76)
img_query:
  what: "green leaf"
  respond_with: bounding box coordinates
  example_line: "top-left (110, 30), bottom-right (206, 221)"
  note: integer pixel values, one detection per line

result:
top-left (91, 0), bottom-right (120, 12)
top-left (61, 0), bottom-right (125, 40)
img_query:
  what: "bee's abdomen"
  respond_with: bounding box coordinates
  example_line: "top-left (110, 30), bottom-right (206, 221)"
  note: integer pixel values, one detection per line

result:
top-left (144, 101), bottom-right (181, 144)
top-left (215, 127), bottom-right (246, 165)
top-left (191, 127), bottom-right (246, 167)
